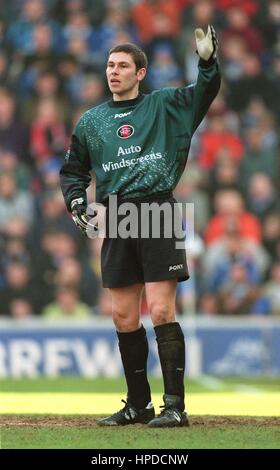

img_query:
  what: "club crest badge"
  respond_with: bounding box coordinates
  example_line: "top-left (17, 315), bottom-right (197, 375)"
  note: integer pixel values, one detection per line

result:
top-left (117, 125), bottom-right (134, 139)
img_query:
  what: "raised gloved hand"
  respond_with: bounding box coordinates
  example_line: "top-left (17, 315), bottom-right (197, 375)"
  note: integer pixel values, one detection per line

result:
top-left (71, 198), bottom-right (98, 237)
top-left (195, 25), bottom-right (218, 62)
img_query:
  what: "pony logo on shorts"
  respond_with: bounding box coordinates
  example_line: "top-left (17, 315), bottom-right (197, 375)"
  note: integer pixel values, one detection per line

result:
top-left (169, 264), bottom-right (184, 271)
top-left (117, 125), bottom-right (134, 139)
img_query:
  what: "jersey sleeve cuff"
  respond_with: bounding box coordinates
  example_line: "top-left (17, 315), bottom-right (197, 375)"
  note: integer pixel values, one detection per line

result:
top-left (198, 57), bottom-right (217, 69)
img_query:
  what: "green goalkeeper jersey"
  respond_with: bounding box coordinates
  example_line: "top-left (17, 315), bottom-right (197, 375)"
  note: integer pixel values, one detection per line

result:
top-left (60, 60), bottom-right (221, 209)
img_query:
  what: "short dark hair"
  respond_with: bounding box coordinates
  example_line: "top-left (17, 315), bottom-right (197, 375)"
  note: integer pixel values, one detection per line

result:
top-left (108, 43), bottom-right (148, 71)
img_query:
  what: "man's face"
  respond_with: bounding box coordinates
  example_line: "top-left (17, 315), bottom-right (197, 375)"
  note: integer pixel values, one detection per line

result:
top-left (106, 52), bottom-right (146, 98)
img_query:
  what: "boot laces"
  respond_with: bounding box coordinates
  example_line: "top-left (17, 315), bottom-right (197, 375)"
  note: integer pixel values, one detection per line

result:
top-left (112, 399), bottom-right (136, 421)
top-left (159, 404), bottom-right (175, 417)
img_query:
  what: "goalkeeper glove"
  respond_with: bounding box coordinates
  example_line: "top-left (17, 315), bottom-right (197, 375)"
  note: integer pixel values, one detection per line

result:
top-left (195, 25), bottom-right (218, 62)
top-left (70, 198), bottom-right (98, 237)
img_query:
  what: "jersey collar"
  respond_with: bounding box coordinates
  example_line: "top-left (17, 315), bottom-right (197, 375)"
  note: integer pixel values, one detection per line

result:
top-left (108, 94), bottom-right (144, 108)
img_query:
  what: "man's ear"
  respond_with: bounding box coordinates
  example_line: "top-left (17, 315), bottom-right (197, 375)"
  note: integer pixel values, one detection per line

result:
top-left (137, 67), bottom-right (147, 82)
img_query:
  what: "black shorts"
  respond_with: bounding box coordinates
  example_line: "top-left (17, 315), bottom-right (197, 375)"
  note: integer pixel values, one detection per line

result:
top-left (101, 192), bottom-right (189, 288)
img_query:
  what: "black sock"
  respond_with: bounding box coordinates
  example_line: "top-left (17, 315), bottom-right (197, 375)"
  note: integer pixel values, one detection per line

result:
top-left (117, 325), bottom-right (151, 409)
top-left (154, 322), bottom-right (185, 411)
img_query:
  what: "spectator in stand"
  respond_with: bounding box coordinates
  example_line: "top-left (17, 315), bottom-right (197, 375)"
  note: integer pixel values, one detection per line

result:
top-left (173, 0), bottom-right (192, 10)
top-left (241, 98), bottom-right (278, 151)
top-left (62, 9), bottom-right (106, 69)
top-left (0, 172), bottom-right (35, 231)
top-left (9, 299), bottom-right (34, 319)
top-left (94, 2), bottom-right (140, 66)
top-left (55, 257), bottom-right (100, 308)
top-left (0, 216), bottom-right (34, 289)
top-left (6, 0), bottom-right (61, 56)
top-left (57, 54), bottom-right (85, 106)
top-left (208, 149), bottom-right (241, 194)
top-left (198, 114), bottom-right (244, 170)
top-left (262, 213), bottom-right (280, 260)
top-left (132, 0), bottom-right (181, 45)
top-left (0, 50), bottom-right (9, 88)
top-left (53, 0), bottom-right (105, 27)
top-left (32, 228), bottom-right (91, 313)
top-left (239, 126), bottom-right (279, 190)
top-left (2, 216), bottom-right (30, 243)
top-left (42, 286), bottom-right (93, 319)
top-left (62, 10), bottom-right (96, 49)
top-left (263, 262), bottom-right (280, 316)
top-left (48, 230), bottom-right (80, 266)
top-left (266, 49), bottom-right (280, 120)
top-left (215, 0), bottom-right (259, 17)
top-left (206, 91), bottom-right (240, 133)
top-left (147, 44), bottom-right (183, 89)
top-left (67, 34), bottom-right (96, 71)
top-left (30, 97), bottom-right (68, 167)
top-left (22, 70), bottom-right (69, 125)
top-left (226, 53), bottom-right (275, 112)
top-left (0, 262), bottom-right (36, 316)
top-left (20, 23), bottom-right (60, 98)
top-left (36, 191), bottom-right (76, 239)
top-left (0, 148), bottom-right (32, 191)
top-left (246, 173), bottom-right (280, 222)
top-left (204, 189), bottom-right (261, 246)
top-left (183, 0), bottom-right (217, 29)
top-left (0, 234), bottom-right (32, 273)
top-left (220, 6), bottom-right (264, 56)
top-left (202, 220), bottom-right (269, 294)
top-left (39, 159), bottom-right (63, 192)
top-left (198, 292), bottom-right (220, 316)
top-left (0, 16), bottom-right (6, 53)
top-left (78, 73), bottom-right (105, 108)
top-left (31, 229), bottom-right (60, 311)
top-left (175, 164), bottom-right (210, 234)
top-left (256, 0), bottom-right (280, 51)
top-left (0, 87), bottom-right (30, 161)
top-left (220, 34), bottom-right (248, 82)
top-left (6, 0), bottom-right (47, 55)
top-left (218, 261), bottom-right (263, 316)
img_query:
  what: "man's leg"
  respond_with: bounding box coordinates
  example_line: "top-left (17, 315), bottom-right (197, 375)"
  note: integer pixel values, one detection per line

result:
top-left (145, 279), bottom-right (189, 427)
top-left (97, 283), bottom-right (154, 426)
top-left (111, 283), bottom-right (152, 409)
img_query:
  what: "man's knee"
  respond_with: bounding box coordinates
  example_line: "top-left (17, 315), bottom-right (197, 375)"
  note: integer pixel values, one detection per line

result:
top-left (149, 302), bottom-right (175, 326)
top-left (112, 307), bottom-right (128, 326)
top-left (112, 307), bottom-right (140, 332)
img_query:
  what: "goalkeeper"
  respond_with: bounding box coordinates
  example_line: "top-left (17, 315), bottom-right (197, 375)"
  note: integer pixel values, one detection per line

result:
top-left (60, 26), bottom-right (220, 427)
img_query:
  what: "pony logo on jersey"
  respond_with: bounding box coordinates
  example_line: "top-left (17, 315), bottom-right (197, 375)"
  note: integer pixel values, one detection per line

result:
top-left (117, 125), bottom-right (134, 139)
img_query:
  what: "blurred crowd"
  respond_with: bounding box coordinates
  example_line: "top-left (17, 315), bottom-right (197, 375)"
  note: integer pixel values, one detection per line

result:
top-left (0, 0), bottom-right (280, 319)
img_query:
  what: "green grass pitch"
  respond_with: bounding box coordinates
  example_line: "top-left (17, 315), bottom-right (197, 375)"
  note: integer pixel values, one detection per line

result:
top-left (1, 376), bottom-right (280, 449)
